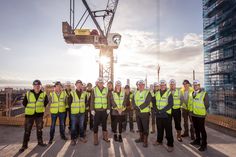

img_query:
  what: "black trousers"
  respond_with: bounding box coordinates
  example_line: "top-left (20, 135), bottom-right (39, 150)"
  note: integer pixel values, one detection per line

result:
top-left (65, 108), bottom-right (71, 130)
top-left (114, 115), bottom-right (125, 134)
top-left (123, 109), bottom-right (134, 131)
top-left (89, 111), bottom-right (94, 130)
top-left (192, 116), bottom-right (207, 146)
top-left (111, 110), bottom-right (116, 132)
top-left (172, 108), bottom-right (182, 131)
top-left (156, 115), bottom-right (174, 147)
top-left (22, 116), bottom-right (44, 147)
top-left (93, 110), bottom-right (108, 133)
top-left (136, 112), bottom-right (150, 135)
top-left (151, 108), bottom-right (156, 125)
top-left (84, 110), bottom-right (89, 131)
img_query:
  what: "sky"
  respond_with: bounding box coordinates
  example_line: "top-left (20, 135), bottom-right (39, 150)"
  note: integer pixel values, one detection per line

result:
top-left (0, 0), bottom-right (204, 88)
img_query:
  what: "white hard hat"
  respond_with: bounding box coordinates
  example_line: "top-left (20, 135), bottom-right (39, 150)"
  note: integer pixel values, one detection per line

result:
top-left (115, 80), bottom-right (122, 86)
top-left (153, 82), bottom-right (160, 86)
top-left (138, 80), bottom-right (145, 85)
top-left (193, 80), bottom-right (200, 85)
top-left (169, 79), bottom-right (176, 85)
top-left (97, 77), bottom-right (104, 83)
top-left (160, 79), bottom-right (167, 85)
top-left (65, 81), bottom-right (71, 85)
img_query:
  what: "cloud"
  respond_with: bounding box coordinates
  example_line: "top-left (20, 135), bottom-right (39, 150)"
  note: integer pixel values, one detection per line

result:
top-left (0, 44), bottom-right (11, 52)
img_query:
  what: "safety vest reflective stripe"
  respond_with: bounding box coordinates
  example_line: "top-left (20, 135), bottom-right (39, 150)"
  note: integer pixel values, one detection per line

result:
top-left (94, 87), bottom-right (108, 109)
top-left (155, 90), bottom-right (172, 114)
top-left (25, 91), bottom-right (46, 115)
top-left (192, 92), bottom-right (206, 116)
top-left (134, 90), bottom-right (150, 113)
top-left (112, 91), bottom-right (125, 110)
top-left (71, 90), bottom-right (86, 114)
top-left (50, 91), bottom-right (66, 114)
top-left (172, 90), bottom-right (181, 109)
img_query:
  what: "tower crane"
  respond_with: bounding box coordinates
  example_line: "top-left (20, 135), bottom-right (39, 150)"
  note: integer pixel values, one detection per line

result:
top-left (62, 0), bottom-right (121, 83)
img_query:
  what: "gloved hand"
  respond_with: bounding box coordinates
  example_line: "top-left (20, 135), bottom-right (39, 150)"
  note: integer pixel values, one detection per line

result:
top-left (91, 110), bottom-right (95, 116)
top-left (106, 109), bottom-right (110, 115)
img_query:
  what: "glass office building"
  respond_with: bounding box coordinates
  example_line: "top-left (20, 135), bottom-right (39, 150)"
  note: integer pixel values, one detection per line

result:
top-left (203, 0), bottom-right (236, 118)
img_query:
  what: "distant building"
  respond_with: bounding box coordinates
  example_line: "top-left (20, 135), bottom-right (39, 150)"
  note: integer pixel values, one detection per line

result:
top-left (203, 0), bottom-right (236, 118)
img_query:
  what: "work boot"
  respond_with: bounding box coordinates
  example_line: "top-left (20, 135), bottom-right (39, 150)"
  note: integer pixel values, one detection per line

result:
top-left (114, 134), bottom-right (118, 142)
top-left (177, 130), bottom-right (182, 142)
top-left (198, 145), bottom-right (207, 151)
top-left (166, 146), bottom-right (174, 152)
top-left (118, 134), bottom-right (123, 142)
top-left (143, 135), bottom-right (148, 147)
top-left (102, 131), bottom-right (110, 143)
top-left (18, 145), bottom-right (28, 153)
top-left (70, 139), bottom-right (76, 146)
top-left (190, 140), bottom-right (200, 146)
top-left (150, 124), bottom-right (155, 134)
top-left (61, 135), bottom-right (68, 141)
top-left (38, 141), bottom-right (47, 147)
top-left (135, 133), bottom-right (144, 143)
top-left (153, 141), bottom-right (162, 146)
top-left (94, 133), bottom-right (99, 145)
top-left (80, 137), bottom-right (87, 143)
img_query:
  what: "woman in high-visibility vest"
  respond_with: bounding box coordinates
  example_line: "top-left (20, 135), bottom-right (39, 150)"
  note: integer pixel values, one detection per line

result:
top-left (110, 81), bottom-right (128, 142)
top-left (190, 80), bottom-right (209, 152)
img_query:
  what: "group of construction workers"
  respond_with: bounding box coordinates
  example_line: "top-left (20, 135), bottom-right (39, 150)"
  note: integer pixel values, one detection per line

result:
top-left (19, 77), bottom-right (209, 153)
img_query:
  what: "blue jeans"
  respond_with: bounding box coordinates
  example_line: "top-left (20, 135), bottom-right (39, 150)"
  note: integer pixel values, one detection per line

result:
top-left (50, 112), bottom-right (66, 140)
top-left (71, 113), bottom-right (85, 140)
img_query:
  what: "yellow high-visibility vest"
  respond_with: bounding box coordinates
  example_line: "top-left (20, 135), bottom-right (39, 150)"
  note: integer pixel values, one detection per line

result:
top-left (94, 86), bottom-right (108, 109)
top-left (155, 90), bottom-right (172, 114)
top-left (181, 87), bottom-right (194, 110)
top-left (172, 89), bottom-right (181, 109)
top-left (112, 91), bottom-right (126, 110)
top-left (25, 91), bottom-right (46, 115)
top-left (192, 91), bottom-right (207, 116)
top-left (71, 90), bottom-right (86, 114)
top-left (134, 90), bottom-right (150, 113)
top-left (50, 91), bottom-right (67, 114)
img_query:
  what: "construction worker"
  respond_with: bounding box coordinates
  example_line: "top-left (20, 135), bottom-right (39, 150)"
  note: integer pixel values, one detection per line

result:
top-left (133, 80), bottom-right (152, 147)
top-left (68, 80), bottom-right (87, 145)
top-left (107, 81), bottom-right (115, 133)
top-left (180, 80), bottom-right (195, 140)
top-left (169, 79), bottom-right (182, 142)
top-left (84, 83), bottom-right (93, 131)
top-left (19, 80), bottom-right (48, 153)
top-left (48, 81), bottom-right (68, 144)
top-left (110, 81), bottom-right (128, 142)
top-left (64, 81), bottom-right (72, 132)
top-left (150, 82), bottom-right (160, 134)
top-left (123, 85), bottom-right (134, 133)
top-left (153, 80), bottom-right (174, 152)
top-left (190, 80), bottom-right (209, 151)
top-left (90, 78), bottom-right (111, 145)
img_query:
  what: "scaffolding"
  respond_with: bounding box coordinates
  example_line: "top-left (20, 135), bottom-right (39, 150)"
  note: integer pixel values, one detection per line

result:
top-left (203, 0), bottom-right (236, 118)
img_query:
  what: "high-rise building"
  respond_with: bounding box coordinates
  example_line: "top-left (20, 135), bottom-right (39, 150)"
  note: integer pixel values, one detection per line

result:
top-left (203, 0), bottom-right (236, 118)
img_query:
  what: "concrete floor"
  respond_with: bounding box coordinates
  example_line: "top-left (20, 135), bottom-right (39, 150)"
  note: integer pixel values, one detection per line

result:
top-left (0, 124), bottom-right (236, 157)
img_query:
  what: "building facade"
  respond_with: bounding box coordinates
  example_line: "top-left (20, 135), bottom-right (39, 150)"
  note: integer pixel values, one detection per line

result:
top-left (203, 0), bottom-right (236, 118)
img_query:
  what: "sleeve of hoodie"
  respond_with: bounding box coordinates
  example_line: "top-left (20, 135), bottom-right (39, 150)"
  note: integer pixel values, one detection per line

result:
top-left (159, 93), bottom-right (173, 113)
top-left (22, 95), bottom-right (28, 107)
top-left (204, 92), bottom-right (210, 110)
top-left (152, 96), bottom-right (157, 112)
top-left (90, 89), bottom-right (95, 111)
top-left (139, 92), bottom-right (152, 110)
top-left (107, 90), bottom-right (111, 110)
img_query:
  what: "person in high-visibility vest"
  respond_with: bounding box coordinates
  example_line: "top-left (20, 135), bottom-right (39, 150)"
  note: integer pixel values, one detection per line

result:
top-left (169, 79), bottom-right (182, 142)
top-left (123, 85), bottom-right (134, 133)
top-left (48, 81), bottom-right (68, 144)
top-left (190, 80), bottom-right (209, 151)
top-left (83, 83), bottom-right (93, 132)
top-left (90, 77), bottom-right (111, 145)
top-left (133, 80), bottom-right (152, 147)
top-left (153, 80), bottom-right (174, 152)
top-left (150, 82), bottom-right (160, 134)
top-left (64, 81), bottom-right (72, 132)
top-left (68, 80), bottom-right (88, 146)
top-left (19, 80), bottom-right (48, 153)
top-left (180, 80), bottom-right (195, 140)
top-left (110, 81), bottom-right (128, 142)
